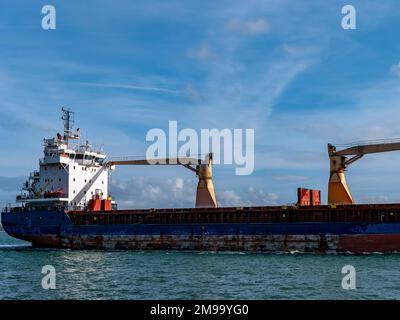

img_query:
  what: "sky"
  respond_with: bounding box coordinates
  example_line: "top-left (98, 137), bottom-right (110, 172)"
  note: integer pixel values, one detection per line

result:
top-left (2, 0), bottom-right (400, 208)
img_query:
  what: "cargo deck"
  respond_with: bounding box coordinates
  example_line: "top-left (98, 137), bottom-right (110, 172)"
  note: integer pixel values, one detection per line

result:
top-left (67, 203), bottom-right (400, 225)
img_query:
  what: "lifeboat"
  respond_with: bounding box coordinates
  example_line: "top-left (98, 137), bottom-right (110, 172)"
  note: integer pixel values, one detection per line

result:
top-left (44, 189), bottom-right (64, 198)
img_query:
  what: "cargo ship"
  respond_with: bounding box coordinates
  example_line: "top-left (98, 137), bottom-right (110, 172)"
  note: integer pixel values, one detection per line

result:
top-left (3, 108), bottom-right (400, 253)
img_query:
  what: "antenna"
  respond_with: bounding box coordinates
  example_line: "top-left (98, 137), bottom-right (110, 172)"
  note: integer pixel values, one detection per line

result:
top-left (61, 107), bottom-right (75, 145)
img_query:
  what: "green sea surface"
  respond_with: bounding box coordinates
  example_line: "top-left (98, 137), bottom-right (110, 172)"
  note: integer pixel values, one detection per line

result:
top-left (0, 231), bottom-right (399, 300)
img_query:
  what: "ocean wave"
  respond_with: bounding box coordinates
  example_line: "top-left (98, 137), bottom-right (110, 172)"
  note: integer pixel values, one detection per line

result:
top-left (0, 244), bottom-right (31, 248)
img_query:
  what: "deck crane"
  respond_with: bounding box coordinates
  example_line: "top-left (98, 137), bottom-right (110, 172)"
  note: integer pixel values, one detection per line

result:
top-left (106, 153), bottom-right (217, 208)
top-left (328, 140), bottom-right (400, 205)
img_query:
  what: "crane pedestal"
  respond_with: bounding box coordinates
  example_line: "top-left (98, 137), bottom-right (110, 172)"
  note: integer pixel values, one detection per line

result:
top-left (327, 154), bottom-right (354, 205)
top-left (195, 159), bottom-right (217, 208)
top-left (328, 171), bottom-right (354, 205)
top-left (327, 140), bottom-right (400, 205)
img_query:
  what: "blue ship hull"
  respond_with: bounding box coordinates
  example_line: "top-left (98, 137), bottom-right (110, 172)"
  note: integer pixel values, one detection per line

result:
top-left (3, 209), bottom-right (400, 252)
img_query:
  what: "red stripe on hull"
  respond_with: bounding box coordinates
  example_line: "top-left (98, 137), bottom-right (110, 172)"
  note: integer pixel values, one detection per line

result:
top-left (338, 234), bottom-right (400, 252)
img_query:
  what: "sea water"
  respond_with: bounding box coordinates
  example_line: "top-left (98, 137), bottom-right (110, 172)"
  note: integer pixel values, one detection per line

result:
top-left (0, 231), bottom-right (399, 300)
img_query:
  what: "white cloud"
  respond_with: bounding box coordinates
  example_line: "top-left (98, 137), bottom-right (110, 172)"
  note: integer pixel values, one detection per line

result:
top-left (109, 175), bottom-right (281, 209)
top-left (190, 52), bottom-right (313, 130)
top-left (359, 194), bottom-right (389, 204)
top-left (110, 176), bottom-right (196, 209)
top-left (184, 84), bottom-right (203, 103)
top-left (55, 81), bottom-right (180, 94)
top-left (227, 18), bottom-right (270, 35)
top-left (218, 190), bottom-right (242, 206)
top-left (188, 43), bottom-right (211, 60)
top-left (283, 44), bottom-right (320, 56)
top-left (389, 62), bottom-right (400, 77)
top-left (217, 187), bottom-right (280, 207)
top-left (248, 186), bottom-right (279, 205)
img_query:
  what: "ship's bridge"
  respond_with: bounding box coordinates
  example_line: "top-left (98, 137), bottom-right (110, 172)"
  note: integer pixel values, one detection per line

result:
top-left (41, 136), bottom-right (106, 166)
top-left (16, 108), bottom-right (112, 210)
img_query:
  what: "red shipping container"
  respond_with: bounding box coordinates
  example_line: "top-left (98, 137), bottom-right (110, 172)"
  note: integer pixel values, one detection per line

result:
top-left (297, 188), bottom-right (311, 206)
top-left (88, 199), bottom-right (101, 211)
top-left (101, 199), bottom-right (112, 211)
top-left (310, 189), bottom-right (321, 206)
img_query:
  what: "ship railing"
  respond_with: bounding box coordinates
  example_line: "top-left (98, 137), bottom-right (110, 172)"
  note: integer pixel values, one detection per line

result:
top-left (2, 205), bottom-right (26, 213)
top-left (2, 204), bottom-right (11, 213)
top-left (29, 171), bottom-right (40, 179)
top-left (335, 138), bottom-right (400, 148)
top-left (107, 155), bottom-right (149, 161)
top-left (43, 194), bottom-right (69, 199)
top-left (68, 204), bottom-right (85, 211)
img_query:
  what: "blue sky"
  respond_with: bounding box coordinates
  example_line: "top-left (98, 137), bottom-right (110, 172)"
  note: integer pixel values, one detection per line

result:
top-left (2, 0), bottom-right (400, 208)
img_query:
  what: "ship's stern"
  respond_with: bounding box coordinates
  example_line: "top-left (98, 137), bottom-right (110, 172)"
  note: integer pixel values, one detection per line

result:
top-left (1, 209), bottom-right (71, 248)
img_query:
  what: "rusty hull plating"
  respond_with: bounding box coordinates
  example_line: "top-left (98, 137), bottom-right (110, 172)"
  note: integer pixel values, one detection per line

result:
top-left (4, 203), bottom-right (400, 253)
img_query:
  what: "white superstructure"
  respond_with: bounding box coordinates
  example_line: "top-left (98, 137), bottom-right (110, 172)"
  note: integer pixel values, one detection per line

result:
top-left (17, 108), bottom-right (113, 209)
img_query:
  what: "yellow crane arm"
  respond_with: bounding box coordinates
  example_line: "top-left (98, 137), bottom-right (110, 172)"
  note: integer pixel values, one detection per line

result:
top-left (330, 142), bottom-right (400, 156)
top-left (327, 140), bottom-right (400, 205)
top-left (106, 157), bottom-right (201, 167)
top-left (105, 154), bottom-right (217, 208)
